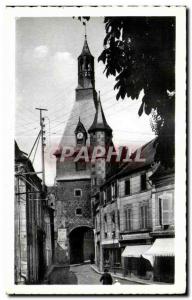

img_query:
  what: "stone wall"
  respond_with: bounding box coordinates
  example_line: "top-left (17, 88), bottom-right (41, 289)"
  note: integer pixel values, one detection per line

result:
top-left (55, 179), bottom-right (93, 234)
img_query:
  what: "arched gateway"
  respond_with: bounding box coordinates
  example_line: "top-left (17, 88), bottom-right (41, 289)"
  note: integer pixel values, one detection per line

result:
top-left (69, 226), bottom-right (94, 264)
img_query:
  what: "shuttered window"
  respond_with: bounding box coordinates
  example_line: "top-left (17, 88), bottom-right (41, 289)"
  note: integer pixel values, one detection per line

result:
top-left (125, 208), bottom-right (132, 231)
top-left (159, 194), bottom-right (173, 226)
top-left (140, 205), bottom-right (148, 229)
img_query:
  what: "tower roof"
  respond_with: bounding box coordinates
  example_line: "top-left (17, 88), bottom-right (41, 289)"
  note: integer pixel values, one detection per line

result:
top-left (79, 35), bottom-right (93, 57)
top-left (88, 94), bottom-right (112, 133)
top-left (74, 117), bottom-right (87, 134)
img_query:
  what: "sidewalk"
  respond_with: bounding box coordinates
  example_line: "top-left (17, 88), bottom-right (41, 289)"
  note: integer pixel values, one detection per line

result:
top-left (90, 265), bottom-right (167, 285)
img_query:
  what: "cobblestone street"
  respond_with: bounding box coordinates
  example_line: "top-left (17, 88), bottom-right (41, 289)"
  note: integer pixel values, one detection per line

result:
top-left (70, 264), bottom-right (137, 285)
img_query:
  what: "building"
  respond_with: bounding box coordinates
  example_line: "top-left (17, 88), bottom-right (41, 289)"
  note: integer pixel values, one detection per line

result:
top-left (54, 35), bottom-right (113, 264)
top-left (94, 140), bottom-right (175, 283)
top-left (15, 142), bottom-right (54, 284)
top-left (144, 165), bottom-right (175, 283)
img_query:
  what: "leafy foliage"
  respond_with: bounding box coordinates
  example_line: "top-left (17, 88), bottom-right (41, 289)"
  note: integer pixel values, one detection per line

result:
top-left (98, 17), bottom-right (175, 168)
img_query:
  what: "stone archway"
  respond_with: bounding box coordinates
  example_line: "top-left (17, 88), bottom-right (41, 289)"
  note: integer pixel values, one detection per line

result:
top-left (69, 226), bottom-right (95, 265)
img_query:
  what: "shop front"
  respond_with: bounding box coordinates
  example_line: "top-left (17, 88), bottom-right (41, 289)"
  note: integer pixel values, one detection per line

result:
top-left (121, 244), bottom-right (153, 280)
top-left (143, 238), bottom-right (175, 283)
top-left (101, 239), bottom-right (122, 273)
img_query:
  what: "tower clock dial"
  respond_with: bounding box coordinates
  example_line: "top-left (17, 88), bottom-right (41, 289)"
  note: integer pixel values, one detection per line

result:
top-left (77, 132), bottom-right (83, 139)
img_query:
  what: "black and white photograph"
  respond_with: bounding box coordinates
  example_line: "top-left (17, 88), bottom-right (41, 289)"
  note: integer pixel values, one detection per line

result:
top-left (1, 4), bottom-right (186, 295)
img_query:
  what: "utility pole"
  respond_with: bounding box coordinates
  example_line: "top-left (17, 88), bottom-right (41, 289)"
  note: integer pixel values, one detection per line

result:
top-left (36, 108), bottom-right (48, 191)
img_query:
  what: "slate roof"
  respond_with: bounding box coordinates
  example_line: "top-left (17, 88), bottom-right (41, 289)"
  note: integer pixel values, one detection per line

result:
top-left (101, 138), bottom-right (157, 187)
top-left (79, 36), bottom-right (93, 57)
top-left (117, 138), bottom-right (157, 179)
top-left (88, 97), bottom-right (112, 133)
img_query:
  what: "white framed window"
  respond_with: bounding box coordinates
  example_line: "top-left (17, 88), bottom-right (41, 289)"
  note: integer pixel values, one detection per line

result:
top-left (74, 189), bottom-right (82, 197)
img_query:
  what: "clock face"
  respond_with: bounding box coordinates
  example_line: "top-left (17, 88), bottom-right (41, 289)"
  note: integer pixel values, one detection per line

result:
top-left (77, 132), bottom-right (83, 139)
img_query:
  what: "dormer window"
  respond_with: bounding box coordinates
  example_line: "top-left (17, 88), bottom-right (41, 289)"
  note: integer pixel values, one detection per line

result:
top-left (74, 118), bottom-right (87, 146)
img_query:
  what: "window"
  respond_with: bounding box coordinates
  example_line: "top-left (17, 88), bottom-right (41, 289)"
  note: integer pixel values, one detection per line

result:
top-left (76, 160), bottom-right (86, 171)
top-left (111, 212), bottom-right (116, 232)
top-left (141, 173), bottom-right (147, 191)
top-left (125, 179), bottom-right (130, 196)
top-left (76, 208), bottom-right (82, 215)
top-left (117, 210), bottom-right (120, 230)
top-left (111, 182), bottom-right (117, 200)
top-left (74, 189), bottom-right (82, 197)
top-left (92, 178), bottom-right (97, 186)
top-left (111, 183), bottom-right (115, 199)
top-left (159, 194), bottom-right (173, 226)
top-left (103, 190), bottom-right (106, 205)
top-left (140, 205), bottom-right (148, 229)
top-left (104, 214), bottom-right (108, 238)
top-left (95, 217), bottom-right (97, 230)
top-left (125, 207), bottom-right (132, 231)
top-left (106, 186), bottom-right (112, 202)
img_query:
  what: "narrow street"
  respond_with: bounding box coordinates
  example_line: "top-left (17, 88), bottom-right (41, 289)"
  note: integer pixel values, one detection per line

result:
top-left (70, 264), bottom-right (137, 285)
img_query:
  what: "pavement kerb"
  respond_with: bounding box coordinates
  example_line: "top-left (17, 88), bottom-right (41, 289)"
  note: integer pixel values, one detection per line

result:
top-left (90, 264), bottom-right (150, 285)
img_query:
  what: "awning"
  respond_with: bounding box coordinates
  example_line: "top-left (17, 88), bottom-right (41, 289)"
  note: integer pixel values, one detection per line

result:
top-left (121, 244), bottom-right (151, 258)
top-left (143, 238), bottom-right (174, 257)
top-left (142, 238), bottom-right (175, 266)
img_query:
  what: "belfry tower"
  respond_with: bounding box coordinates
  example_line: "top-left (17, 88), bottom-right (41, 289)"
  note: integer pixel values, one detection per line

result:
top-left (54, 34), bottom-right (112, 264)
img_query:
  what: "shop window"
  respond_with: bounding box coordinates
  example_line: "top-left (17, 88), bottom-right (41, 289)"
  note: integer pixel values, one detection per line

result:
top-left (125, 179), bottom-right (130, 195)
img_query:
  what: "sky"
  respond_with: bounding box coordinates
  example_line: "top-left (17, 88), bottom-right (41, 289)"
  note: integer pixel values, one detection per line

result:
top-left (15, 17), bottom-right (155, 186)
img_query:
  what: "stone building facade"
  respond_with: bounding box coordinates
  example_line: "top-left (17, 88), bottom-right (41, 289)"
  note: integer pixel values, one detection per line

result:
top-left (94, 140), bottom-right (175, 283)
top-left (15, 142), bottom-right (54, 284)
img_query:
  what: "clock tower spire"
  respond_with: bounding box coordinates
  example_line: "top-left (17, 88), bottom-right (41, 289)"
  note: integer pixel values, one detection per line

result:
top-left (76, 33), bottom-right (96, 101)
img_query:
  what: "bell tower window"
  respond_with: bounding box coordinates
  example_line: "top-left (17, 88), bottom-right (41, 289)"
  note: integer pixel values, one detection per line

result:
top-left (77, 35), bottom-right (95, 89)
